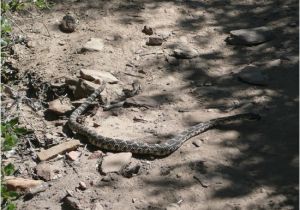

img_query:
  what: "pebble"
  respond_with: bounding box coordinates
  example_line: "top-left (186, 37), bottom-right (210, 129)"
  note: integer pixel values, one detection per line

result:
top-left (238, 65), bottom-right (268, 86)
top-left (226, 26), bottom-right (274, 46)
top-left (59, 15), bottom-right (77, 33)
top-left (37, 140), bottom-right (81, 161)
top-left (79, 181), bottom-right (87, 190)
top-left (146, 37), bottom-right (164, 46)
top-left (82, 38), bottom-right (104, 52)
top-left (80, 69), bottom-right (119, 84)
top-left (48, 99), bottom-right (73, 115)
top-left (121, 162), bottom-right (141, 178)
top-left (100, 152), bottom-right (132, 174)
top-left (142, 26), bottom-right (153, 35)
top-left (67, 151), bottom-right (81, 161)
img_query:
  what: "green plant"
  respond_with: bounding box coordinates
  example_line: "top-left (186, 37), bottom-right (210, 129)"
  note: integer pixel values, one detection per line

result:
top-left (1, 118), bottom-right (29, 151)
top-left (1, 118), bottom-right (26, 209)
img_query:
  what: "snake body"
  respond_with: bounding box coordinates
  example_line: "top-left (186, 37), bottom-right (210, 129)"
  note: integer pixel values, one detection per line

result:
top-left (68, 84), bottom-right (260, 156)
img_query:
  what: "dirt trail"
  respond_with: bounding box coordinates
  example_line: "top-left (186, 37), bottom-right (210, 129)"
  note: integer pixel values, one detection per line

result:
top-left (3, 0), bottom-right (298, 209)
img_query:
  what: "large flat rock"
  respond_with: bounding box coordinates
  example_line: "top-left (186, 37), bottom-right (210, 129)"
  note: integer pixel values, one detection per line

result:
top-left (82, 38), bottom-right (104, 52)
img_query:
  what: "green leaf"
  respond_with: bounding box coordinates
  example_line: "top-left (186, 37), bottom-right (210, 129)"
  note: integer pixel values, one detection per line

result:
top-left (6, 202), bottom-right (16, 210)
top-left (1, 185), bottom-right (18, 200)
top-left (7, 118), bottom-right (18, 128)
top-left (1, 18), bottom-right (12, 35)
top-left (3, 163), bottom-right (15, 176)
top-left (3, 134), bottom-right (18, 151)
top-left (13, 127), bottom-right (29, 136)
top-left (1, 124), bottom-right (7, 136)
top-left (1, 2), bottom-right (10, 13)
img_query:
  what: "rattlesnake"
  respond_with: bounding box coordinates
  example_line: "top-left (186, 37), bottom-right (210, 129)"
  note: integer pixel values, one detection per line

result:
top-left (68, 83), bottom-right (260, 156)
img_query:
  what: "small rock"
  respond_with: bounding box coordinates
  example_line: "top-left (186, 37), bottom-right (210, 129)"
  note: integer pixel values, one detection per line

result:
top-left (172, 44), bottom-right (198, 59)
top-left (142, 26), bottom-right (153, 35)
top-left (36, 163), bottom-right (59, 181)
top-left (91, 202), bottom-right (104, 210)
top-left (48, 99), bottom-right (73, 115)
top-left (226, 26), bottom-right (274, 46)
top-left (80, 69), bottom-right (119, 84)
top-left (78, 181), bottom-right (87, 190)
top-left (59, 15), bottom-right (77, 33)
top-left (58, 40), bottom-right (66, 46)
top-left (100, 152), bottom-right (132, 174)
top-left (146, 37), bottom-right (164, 46)
top-left (67, 151), bottom-right (81, 161)
top-left (4, 176), bottom-right (44, 192)
top-left (121, 162), bottom-right (141, 178)
top-left (238, 65), bottom-right (268, 86)
top-left (88, 151), bottom-right (103, 159)
top-left (37, 140), bottom-right (81, 161)
top-left (166, 203), bottom-right (180, 210)
top-left (192, 139), bottom-right (203, 147)
top-left (82, 38), bottom-right (104, 52)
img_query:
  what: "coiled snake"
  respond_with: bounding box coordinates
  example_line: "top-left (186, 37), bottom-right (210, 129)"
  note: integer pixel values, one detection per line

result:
top-left (68, 83), bottom-right (260, 156)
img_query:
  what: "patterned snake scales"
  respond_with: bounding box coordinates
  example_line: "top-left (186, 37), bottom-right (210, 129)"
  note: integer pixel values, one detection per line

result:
top-left (68, 83), bottom-right (260, 156)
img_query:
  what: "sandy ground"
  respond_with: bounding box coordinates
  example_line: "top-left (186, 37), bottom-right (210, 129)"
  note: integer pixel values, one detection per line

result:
top-left (2, 0), bottom-right (298, 209)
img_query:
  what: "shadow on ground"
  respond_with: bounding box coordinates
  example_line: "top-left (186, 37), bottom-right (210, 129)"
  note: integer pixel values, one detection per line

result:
top-left (50, 0), bottom-right (299, 209)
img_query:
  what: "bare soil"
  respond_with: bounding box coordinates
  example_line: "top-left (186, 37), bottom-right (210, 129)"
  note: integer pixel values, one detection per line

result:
top-left (3, 0), bottom-right (298, 209)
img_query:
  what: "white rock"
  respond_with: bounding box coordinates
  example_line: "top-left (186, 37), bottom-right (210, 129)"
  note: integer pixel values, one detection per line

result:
top-left (82, 38), bottom-right (104, 52)
top-left (101, 152), bottom-right (132, 174)
top-left (80, 69), bottom-right (119, 84)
